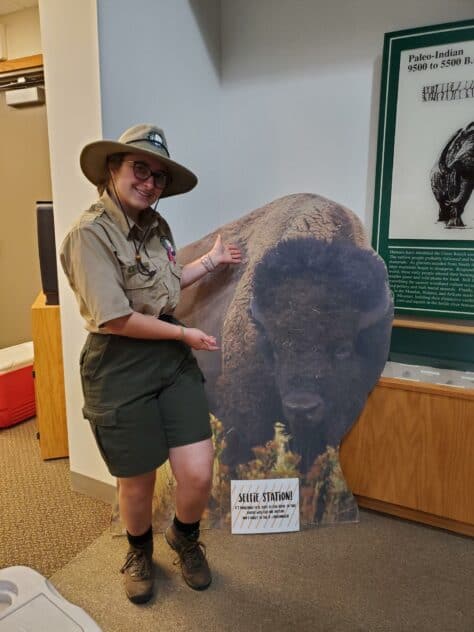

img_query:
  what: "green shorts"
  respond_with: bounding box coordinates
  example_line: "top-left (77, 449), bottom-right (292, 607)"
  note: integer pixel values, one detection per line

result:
top-left (80, 331), bottom-right (212, 478)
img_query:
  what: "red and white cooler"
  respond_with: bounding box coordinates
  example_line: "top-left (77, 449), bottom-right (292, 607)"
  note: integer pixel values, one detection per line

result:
top-left (0, 341), bottom-right (36, 428)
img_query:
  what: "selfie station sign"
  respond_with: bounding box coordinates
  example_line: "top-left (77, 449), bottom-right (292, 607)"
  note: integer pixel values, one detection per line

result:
top-left (231, 478), bottom-right (300, 534)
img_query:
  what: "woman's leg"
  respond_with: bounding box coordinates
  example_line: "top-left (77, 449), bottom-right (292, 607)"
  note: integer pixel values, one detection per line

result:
top-left (168, 438), bottom-right (214, 522)
top-left (166, 438), bottom-right (214, 590)
top-left (118, 470), bottom-right (156, 535)
top-left (117, 470), bottom-right (156, 603)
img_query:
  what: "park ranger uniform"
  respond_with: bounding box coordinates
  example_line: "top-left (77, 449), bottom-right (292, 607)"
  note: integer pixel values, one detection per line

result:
top-left (60, 191), bottom-right (211, 477)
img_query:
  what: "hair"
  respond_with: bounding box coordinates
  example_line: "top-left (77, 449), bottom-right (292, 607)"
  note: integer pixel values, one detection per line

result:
top-left (97, 152), bottom-right (125, 195)
top-left (253, 237), bottom-right (388, 313)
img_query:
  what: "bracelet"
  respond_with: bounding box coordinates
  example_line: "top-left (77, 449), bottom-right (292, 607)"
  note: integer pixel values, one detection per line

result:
top-left (178, 325), bottom-right (186, 341)
top-left (200, 253), bottom-right (216, 272)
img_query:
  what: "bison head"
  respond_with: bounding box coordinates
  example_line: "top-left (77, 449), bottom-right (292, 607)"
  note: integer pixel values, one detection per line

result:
top-left (250, 237), bottom-right (393, 471)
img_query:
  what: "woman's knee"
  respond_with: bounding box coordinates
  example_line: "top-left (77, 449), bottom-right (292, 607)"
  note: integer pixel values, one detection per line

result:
top-left (178, 463), bottom-right (213, 494)
top-left (119, 472), bottom-right (155, 503)
top-left (169, 439), bottom-right (214, 492)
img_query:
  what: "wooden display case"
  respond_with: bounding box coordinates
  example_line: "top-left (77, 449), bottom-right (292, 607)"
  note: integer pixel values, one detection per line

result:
top-left (31, 292), bottom-right (68, 460)
top-left (340, 376), bottom-right (474, 537)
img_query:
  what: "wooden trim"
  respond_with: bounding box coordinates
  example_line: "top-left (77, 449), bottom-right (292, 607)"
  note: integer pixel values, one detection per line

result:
top-left (393, 316), bottom-right (474, 335)
top-left (0, 54), bottom-right (43, 74)
top-left (377, 376), bottom-right (474, 400)
top-left (356, 496), bottom-right (474, 538)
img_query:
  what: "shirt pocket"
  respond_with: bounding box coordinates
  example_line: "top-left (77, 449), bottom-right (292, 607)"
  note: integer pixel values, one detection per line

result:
top-left (118, 257), bottom-right (157, 290)
top-left (116, 255), bottom-right (167, 314)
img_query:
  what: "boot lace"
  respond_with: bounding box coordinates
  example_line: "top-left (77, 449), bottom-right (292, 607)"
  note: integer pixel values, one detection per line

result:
top-left (175, 540), bottom-right (207, 570)
top-left (120, 549), bottom-right (151, 579)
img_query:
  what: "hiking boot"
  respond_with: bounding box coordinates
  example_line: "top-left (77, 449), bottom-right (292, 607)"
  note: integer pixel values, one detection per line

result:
top-left (165, 524), bottom-right (212, 590)
top-left (120, 540), bottom-right (154, 604)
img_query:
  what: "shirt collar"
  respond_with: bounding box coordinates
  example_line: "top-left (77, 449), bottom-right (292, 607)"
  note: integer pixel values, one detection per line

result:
top-left (99, 190), bottom-right (162, 241)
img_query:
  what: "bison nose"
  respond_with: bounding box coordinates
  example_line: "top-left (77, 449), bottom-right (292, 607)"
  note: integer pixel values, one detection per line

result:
top-left (283, 392), bottom-right (325, 420)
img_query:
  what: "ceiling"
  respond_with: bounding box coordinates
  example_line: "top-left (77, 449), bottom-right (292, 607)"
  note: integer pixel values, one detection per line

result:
top-left (0, 1), bottom-right (37, 16)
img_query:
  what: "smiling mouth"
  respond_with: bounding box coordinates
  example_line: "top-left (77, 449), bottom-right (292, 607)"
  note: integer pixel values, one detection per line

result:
top-left (134, 188), bottom-right (154, 200)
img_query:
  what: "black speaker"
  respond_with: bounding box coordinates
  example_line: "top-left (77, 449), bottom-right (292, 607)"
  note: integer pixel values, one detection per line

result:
top-left (36, 201), bottom-right (59, 305)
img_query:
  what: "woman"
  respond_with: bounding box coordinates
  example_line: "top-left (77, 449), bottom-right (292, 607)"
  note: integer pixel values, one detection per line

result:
top-left (60, 123), bottom-right (241, 604)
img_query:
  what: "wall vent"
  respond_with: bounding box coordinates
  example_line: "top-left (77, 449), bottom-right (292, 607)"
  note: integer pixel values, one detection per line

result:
top-left (5, 86), bottom-right (45, 107)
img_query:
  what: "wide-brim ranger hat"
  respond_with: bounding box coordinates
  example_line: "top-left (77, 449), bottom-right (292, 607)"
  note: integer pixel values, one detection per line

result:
top-left (80, 123), bottom-right (198, 198)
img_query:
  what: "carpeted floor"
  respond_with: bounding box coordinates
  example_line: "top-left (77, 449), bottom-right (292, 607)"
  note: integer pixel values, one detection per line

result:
top-left (2, 418), bottom-right (473, 631)
top-left (50, 510), bottom-right (474, 632)
top-left (0, 417), bottom-right (111, 577)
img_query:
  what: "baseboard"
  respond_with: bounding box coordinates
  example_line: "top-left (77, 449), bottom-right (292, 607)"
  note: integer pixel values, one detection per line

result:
top-left (356, 495), bottom-right (474, 538)
top-left (70, 471), bottom-right (116, 505)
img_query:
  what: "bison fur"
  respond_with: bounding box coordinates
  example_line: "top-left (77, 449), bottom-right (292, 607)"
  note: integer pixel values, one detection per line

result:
top-left (218, 237), bottom-right (393, 472)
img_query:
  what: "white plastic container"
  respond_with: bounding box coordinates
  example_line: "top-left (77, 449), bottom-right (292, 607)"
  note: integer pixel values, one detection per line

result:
top-left (0, 566), bottom-right (102, 631)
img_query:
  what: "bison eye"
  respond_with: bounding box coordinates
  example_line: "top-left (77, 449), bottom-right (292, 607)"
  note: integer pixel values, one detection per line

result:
top-left (334, 343), bottom-right (353, 360)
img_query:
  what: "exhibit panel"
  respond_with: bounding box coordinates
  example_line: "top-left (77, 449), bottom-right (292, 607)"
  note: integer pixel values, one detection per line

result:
top-left (373, 19), bottom-right (474, 324)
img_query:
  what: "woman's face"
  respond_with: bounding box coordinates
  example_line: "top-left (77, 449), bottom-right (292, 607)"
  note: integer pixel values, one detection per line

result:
top-left (109, 152), bottom-right (168, 216)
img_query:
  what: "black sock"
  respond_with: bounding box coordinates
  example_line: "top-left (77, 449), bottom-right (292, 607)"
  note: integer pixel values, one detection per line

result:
top-left (127, 526), bottom-right (153, 547)
top-left (173, 515), bottom-right (200, 536)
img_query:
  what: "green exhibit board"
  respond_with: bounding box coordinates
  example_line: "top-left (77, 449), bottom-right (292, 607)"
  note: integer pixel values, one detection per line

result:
top-left (373, 19), bottom-right (474, 320)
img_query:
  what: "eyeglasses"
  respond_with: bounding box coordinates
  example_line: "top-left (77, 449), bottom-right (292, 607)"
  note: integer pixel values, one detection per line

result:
top-left (125, 160), bottom-right (170, 189)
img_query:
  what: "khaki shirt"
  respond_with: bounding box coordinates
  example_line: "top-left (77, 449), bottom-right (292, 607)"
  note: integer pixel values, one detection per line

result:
top-left (60, 192), bottom-right (183, 333)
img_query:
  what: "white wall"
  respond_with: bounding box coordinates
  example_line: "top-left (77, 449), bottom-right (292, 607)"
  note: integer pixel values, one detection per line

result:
top-left (38, 0), bottom-right (112, 485)
top-left (219, 0), bottom-right (474, 230)
top-left (97, 0), bottom-right (221, 247)
top-left (98, 0), bottom-right (474, 236)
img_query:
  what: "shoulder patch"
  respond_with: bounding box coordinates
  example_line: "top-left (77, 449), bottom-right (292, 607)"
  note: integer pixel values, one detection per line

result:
top-left (77, 202), bottom-right (107, 227)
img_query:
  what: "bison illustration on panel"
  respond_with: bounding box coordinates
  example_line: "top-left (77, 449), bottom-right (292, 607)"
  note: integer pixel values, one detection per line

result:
top-left (176, 194), bottom-right (393, 478)
top-left (431, 121), bottom-right (474, 228)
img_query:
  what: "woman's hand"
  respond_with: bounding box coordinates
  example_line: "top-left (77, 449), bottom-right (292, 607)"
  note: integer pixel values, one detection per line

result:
top-left (180, 234), bottom-right (243, 288)
top-left (209, 234), bottom-right (242, 267)
top-left (182, 327), bottom-right (219, 351)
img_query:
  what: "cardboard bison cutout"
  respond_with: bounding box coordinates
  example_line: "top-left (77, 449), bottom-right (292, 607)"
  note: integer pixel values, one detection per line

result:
top-left (175, 193), bottom-right (393, 526)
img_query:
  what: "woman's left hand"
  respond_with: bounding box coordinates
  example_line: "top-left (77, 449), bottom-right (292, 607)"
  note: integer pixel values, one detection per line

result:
top-left (181, 235), bottom-right (242, 289)
top-left (209, 234), bottom-right (242, 267)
